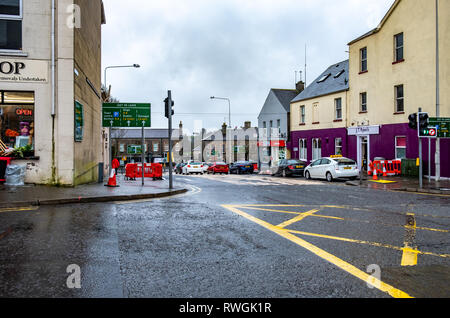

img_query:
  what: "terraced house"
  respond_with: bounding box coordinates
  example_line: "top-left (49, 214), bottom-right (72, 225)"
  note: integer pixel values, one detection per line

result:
top-left (289, 61), bottom-right (349, 163)
top-left (289, 0), bottom-right (450, 178)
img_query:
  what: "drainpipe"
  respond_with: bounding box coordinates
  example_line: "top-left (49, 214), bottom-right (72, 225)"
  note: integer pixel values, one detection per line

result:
top-left (51, 0), bottom-right (57, 183)
top-left (435, 0), bottom-right (440, 181)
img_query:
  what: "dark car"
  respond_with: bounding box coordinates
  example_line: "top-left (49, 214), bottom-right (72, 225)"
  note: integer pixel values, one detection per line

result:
top-left (230, 161), bottom-right (254, 174)
top-left (272, 159), bottom-right (307, 177)
top-left (175, 162), bottom-right (187, 174)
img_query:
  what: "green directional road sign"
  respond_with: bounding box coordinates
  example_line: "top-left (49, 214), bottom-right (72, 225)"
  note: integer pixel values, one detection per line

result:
top-left (102, 103), bottom-right (151, 128)
top-left (429, 117), bottom-right (450, 138)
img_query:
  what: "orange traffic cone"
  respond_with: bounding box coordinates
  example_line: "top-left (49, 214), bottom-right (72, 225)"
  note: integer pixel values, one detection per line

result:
top-left (106, 169), bottom-right (120, 187)
top-left (368, 161), bottom-right (373, 176)
top-left (382, 162), bottom-right (387, 177)
top-left (373, 168), bottom-right (378, 180)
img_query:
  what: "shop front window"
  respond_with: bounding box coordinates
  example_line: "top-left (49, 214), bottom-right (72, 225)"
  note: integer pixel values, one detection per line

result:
top-left (0, 91), bottom-right (34, 155)
top-left (395, 136), bottom-right (406, 159)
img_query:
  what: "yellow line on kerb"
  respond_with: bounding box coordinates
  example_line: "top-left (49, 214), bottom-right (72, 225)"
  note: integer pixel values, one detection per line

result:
top-left (222, 204), bottom-right (413, 299)
top-left (0, 206), bottom-right (39, 214)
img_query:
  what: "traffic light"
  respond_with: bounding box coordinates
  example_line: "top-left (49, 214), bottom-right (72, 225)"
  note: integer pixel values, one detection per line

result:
top-left (419, 112), bottom-right (429, 131)
top-left (164, 97), bottom-right (174, 118)
top-left (408, 113), bottom-right (417, 130)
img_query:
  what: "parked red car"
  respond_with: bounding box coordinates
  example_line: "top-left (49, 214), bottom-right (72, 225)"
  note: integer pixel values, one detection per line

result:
top-left (207, 162), bottom-right (229, 174)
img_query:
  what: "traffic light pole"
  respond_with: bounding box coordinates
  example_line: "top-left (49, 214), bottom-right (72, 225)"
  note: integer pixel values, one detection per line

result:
top-left (142, 121), bottom-right (145, 186)
top-left (168, 90), bottom-right (174, 190)
top-left (418, 108), bottom-right (423, 189)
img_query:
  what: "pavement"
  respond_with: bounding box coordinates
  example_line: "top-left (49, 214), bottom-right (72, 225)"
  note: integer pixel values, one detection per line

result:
top-left (345, 175), bottom-right (450, 195)
top-left (0, 174), bottom-right (187, 208)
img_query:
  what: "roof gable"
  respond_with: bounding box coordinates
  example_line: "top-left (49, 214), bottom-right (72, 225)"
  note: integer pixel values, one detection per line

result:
top-left (271, 89), bottom-right (299, 112)
top-left (348, 0), bottom-right (401, 45)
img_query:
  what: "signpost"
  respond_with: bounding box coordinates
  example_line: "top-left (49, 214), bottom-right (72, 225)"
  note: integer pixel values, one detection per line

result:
top-left (102, 103), bottom-right (151, 187)
top-left (429, 117), bottom-right (450, 138)
top-left (102, 103), bottom-right (151, 128)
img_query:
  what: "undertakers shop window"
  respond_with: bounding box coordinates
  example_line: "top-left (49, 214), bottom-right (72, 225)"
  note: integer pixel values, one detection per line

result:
top-left (0, 91), bottom-right (35, 153)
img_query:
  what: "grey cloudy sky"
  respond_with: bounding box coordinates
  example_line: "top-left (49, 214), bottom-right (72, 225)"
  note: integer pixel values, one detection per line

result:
top-left (102, 0), bottom-right (394, 133)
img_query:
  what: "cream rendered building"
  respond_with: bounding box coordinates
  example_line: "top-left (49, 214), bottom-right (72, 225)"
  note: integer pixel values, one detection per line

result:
top-left (289, 60), bottom-right (349, 163)
top-left (347, 0), bottom-right (449, 177)
top-left (0, 0), bottom-right (106, 185)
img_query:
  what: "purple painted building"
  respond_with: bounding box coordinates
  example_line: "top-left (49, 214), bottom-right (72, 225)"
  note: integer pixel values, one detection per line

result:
top-left (288, 58), bottom-right (450, 179)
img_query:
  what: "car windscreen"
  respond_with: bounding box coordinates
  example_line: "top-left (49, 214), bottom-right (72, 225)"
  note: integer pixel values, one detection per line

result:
top-left (335, 159), bottom-right (356, 165)
top-left (190, 162), bottom-right (202, 165)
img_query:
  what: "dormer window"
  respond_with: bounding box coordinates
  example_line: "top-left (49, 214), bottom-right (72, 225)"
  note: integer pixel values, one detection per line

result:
top-left (334, 70), bottom-right (345, 78)
top-left (317, 73), bottom-right (331, 83)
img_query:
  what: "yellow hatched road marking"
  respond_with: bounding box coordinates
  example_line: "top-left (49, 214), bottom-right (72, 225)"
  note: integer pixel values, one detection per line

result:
top-left (243, 206), bottom-right (448, 233)
top-left (285, 229), bottom-right (449, 259)
top-left (222, 204), bottom-right (413, 298)
top-left (277, 209), bottom-right (320, 228)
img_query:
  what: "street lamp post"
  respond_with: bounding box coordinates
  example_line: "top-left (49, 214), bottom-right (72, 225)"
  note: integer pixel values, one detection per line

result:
top-left (104, 64), bottom-right (140, 89)
top-left (210, 96), bottom-right (231, 128)
top-left (103, 64), bottom-right (140, 183)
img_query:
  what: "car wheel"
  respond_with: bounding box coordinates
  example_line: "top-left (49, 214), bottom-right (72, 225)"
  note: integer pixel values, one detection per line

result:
top-left (305, 171), bottom-right (311, 180)
top-left (326, 172), bottom-right (333, 182)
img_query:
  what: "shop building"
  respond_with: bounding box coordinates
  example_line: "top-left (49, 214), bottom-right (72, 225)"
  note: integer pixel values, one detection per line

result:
top-left (258, 83), bottom-right (304, 166)
top-left (347, 0), bottom-right (450, 177)
top-left (0, 0), bottom-right (106, 185)
top-left (289, 60), bottom-right (349, 163)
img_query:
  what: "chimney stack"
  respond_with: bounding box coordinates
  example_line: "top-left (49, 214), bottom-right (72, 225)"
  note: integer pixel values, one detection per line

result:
top-left (221, 122), bottom-right (227, 136)
top-left (296, 81), bottom-right (305, 93)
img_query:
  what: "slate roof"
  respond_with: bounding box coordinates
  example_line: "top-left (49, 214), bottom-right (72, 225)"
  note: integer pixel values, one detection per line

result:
top-left (111, 128), bottom-right (180, 139)
top-left (291, 60), bottom-right (349, 103)
top-left (271, 89), bottom-right (299, 112)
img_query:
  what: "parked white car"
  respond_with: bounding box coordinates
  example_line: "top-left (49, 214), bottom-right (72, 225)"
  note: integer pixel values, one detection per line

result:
top-left (182, 162), bottom-right (205, 175)
top-left (304, 156), bottom-right (359, 182)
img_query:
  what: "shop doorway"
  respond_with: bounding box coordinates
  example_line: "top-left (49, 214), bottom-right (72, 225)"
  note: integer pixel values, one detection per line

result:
top-left (357, 135), bottom-right (370, 172)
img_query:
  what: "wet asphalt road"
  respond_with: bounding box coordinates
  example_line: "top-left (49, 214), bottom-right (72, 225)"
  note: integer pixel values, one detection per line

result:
top-left (0, 174), bottom-right (449, 298)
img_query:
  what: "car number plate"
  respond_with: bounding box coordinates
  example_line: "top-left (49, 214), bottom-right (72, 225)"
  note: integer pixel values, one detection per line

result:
top-left (194, 166), bottom-right (198, 168)
top-left (296, 166), bottom-right (304, 169)
top-left (245, 166), bottom-right (250, 168)
top-left (344, 167), bottom-right (352, 170)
